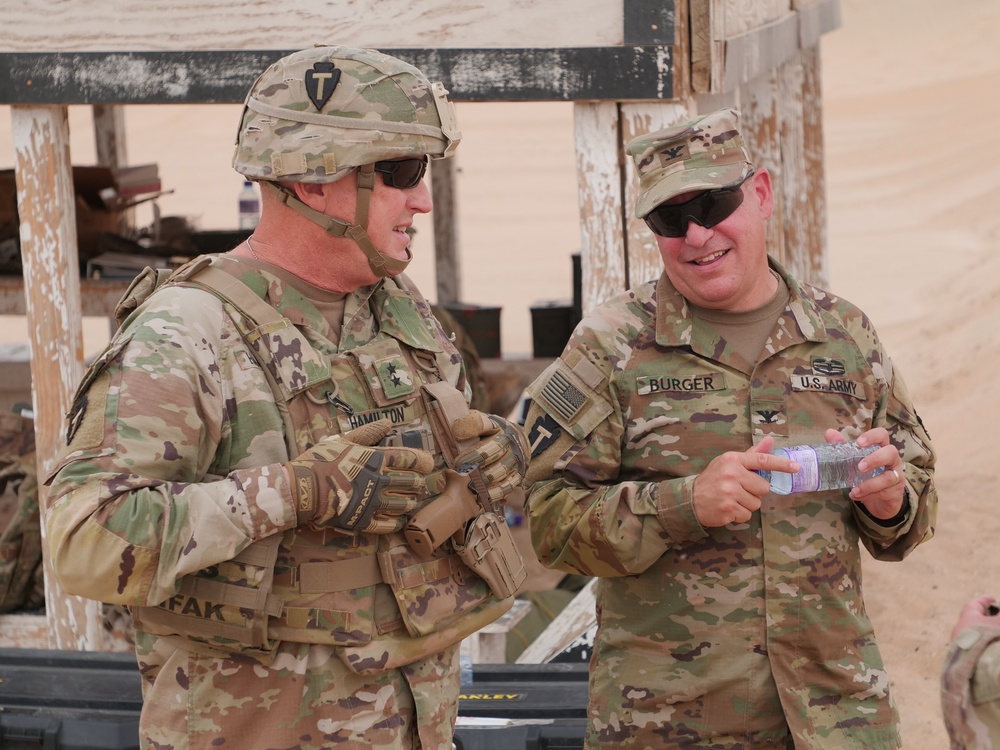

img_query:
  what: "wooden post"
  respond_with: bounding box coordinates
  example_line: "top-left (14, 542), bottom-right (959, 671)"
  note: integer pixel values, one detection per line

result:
top-left (573, 101), bottom-right (691, 313)
top-left (572, 102), bottom-right (627, 314)
top-left (11, 104), bottom-right (110, 651)
top-left (92, 105), bottom-right (128, 168)
top-left (93, 104), bottom-right (133, 241)
top-left (431, 157), bottom-right (460, 304)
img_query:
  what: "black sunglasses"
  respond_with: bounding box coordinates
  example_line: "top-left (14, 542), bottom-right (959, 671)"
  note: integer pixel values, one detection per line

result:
top-left (372, 157), bottom-right (428, 189)
top-left (644, 172), bottom-right (754, 238)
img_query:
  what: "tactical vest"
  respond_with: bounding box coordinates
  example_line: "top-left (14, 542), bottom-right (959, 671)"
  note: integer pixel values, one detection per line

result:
top-left (124, 256), bottom-right (511, 672)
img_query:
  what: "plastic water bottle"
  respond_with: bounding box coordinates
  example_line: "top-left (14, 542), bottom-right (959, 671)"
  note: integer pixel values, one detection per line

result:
top-left (238, 180), bottom-right (260, 230)
top-left (459, 652), bottom-right (474, 687)
top-left (757, 440), bottom-right (885, 495)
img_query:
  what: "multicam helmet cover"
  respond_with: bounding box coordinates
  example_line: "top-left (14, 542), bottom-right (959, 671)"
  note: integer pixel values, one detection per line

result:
top-left (233, 45), bottom-right (461, 183)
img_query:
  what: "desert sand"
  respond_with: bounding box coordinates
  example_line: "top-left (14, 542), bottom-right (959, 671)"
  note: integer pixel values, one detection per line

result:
top-left (822, 1), bottom-right (1000, 746)
top-left (2, 0), bottom-right (999, 746)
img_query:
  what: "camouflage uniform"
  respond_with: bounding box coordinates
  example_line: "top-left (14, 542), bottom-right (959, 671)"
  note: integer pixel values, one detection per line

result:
top-left (46, 256), bottom-right (514, 749)
top-left (943, 624), bottom-right (1000, 749)
top-left (523, 258), bottom-right (936, 749)
top-left (45, 46), bottom-right (523, 750)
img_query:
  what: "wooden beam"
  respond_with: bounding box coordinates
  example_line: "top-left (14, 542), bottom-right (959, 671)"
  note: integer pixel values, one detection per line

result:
top-left (0, 48), bottom-right (676, 105)
top-left (11, 104), bottom-right (109, 651)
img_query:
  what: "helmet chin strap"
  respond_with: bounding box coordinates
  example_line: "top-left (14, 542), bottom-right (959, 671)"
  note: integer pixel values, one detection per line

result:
top-left (260, 164), bottom-right (412, 278)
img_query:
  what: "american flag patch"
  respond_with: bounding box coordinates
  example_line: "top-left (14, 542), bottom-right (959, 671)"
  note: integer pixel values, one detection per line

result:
top-left (541, 371), bottom-right (587, 422)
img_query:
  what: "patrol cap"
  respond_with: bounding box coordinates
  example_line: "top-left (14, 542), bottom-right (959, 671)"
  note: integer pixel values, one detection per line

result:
top-left (626, 107), bottom-right (754, 218)
top-left (233, 45), bottom-right (461, 183)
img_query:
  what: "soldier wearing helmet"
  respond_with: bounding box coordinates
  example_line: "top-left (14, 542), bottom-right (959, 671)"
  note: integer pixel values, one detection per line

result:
top-left (46, 45), bottom-right (528, 749)
top-left (232, 45), bottom-right (460, 280)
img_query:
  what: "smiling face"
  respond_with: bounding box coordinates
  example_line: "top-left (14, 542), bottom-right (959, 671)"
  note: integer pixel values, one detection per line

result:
top-left (654, 168), bottom-right (776, 312)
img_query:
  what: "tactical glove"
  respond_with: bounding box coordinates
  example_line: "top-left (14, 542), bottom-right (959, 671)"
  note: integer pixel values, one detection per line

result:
top-left (451, 411), bottom-right (530, 504)
top-left (286, 419), bottom-right (434, 534)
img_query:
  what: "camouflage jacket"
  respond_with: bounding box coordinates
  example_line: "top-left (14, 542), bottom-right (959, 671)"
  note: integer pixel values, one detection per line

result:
top-left (45, 255), bottom-right (507, 666)
top-left (942, 624), bottom-right (1000, 749)
top-left (524, 259), bottom-right (936, 749)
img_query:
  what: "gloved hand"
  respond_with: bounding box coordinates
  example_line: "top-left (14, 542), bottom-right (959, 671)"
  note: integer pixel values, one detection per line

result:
top-left (451, 411), bottom-right (530, 504)
top-left (285, 419), bottom-right (434, 534)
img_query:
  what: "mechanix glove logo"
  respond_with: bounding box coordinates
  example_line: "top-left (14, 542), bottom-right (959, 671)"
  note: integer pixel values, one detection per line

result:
top-left (305, 62), bottom-right (341, 111)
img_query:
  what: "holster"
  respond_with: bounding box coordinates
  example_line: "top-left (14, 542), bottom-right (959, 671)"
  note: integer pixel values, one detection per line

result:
top-left (416, 381), bottom-right (526, 599)
top-left (453, 511), bottom-right (525, 600)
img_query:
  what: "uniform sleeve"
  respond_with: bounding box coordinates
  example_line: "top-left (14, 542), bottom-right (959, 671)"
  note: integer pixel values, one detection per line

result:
top-left (854, 350), bottom-right (936, 560)
top-left (44, 287), bottom-right (298, 607)
top-left (523, 341), bottom-right (705, 579)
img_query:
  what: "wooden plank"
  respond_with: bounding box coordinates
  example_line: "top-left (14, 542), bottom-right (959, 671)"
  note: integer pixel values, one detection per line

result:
top-left (738, 72), bottom-right (787, 268)
top-left (722, 12), bottom-right (801, 94)
top-left (720, 0), bottom-right (791, 37)
top-left (777, 46), bottom-right (828, 287)
top-left (11, 104), bottom-right (107, 651)
top-left (572, 103), bottom-right (627, 314)
top-left (695, 0), bottom-right (840, 96)
top-left (0, 48), bottom-right (677, 105)
top-left (734, 46), bottom-right (828, 289)
top-left (3, 0), bottom-right (624, 52)
top-left (795, 0), bottom-right (842, 49)
top-left (515, 578), bottom-right (597, 664)
top-left (690, 0), bottom-right (713, 94)
top-left (623, 0), bottom-right (676, 44)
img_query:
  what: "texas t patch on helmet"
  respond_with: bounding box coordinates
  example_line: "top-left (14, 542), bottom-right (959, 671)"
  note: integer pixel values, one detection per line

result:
top-left (233, 45), bottom-right (461, 184)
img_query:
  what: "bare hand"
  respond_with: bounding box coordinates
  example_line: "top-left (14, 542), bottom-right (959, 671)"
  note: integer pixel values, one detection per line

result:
top-left (825, 428), bottom-right (907, 520)
top-left (950, 595), bottom-right (999, 640)
top-left (693, 436), bottom-right (798, 527)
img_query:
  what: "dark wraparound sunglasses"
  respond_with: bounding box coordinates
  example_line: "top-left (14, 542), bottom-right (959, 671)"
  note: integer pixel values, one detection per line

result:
top-left (644, 172), bottom-right (754, 238)
top-left (373, 156), bottom-right (428, 189)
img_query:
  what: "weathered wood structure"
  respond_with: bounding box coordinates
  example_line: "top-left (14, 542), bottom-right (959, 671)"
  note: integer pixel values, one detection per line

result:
top-left (1, 0), bottom-right (841, 650)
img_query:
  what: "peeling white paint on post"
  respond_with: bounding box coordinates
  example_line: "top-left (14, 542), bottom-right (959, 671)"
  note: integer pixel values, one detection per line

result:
top-left (572, 102), bottom-right (626, 314)
top-left (620, 101), bottom-right (691, 288)
top-left (11, 104), bottom-right (110, 651)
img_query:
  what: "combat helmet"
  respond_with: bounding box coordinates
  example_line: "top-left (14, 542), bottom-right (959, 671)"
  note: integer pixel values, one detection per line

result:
top-left (233, 45), bottom-right (461, 276)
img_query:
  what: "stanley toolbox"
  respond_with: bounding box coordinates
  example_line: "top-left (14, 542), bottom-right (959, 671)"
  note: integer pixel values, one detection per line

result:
top-left (0, 649), bottom-right (587, 749)
top-left (455, 662), bottom-right (588, 749)
top-left (0, 647), bottom-right (142, 749)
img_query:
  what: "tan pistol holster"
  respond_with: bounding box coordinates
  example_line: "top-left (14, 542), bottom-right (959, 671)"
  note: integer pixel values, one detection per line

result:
top-left (413, 380), bottom-right (526, 600)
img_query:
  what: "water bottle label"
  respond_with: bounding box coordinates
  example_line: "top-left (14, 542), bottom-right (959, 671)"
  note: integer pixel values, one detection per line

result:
top-left (775, 446), bottom-right (821, 493)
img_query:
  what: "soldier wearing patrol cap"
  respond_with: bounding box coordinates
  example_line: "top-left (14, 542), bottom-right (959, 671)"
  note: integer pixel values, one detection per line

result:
top-left (523, 107), bottom-right (937, 748)
top-left (46, 45), bottom-right (528, 750)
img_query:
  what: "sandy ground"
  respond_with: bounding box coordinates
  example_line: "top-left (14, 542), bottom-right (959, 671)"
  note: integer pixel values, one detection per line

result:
top-left (821, 1), bottom-right (1000, 746)
top-left (2, 0), bottom-right (998, 746)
